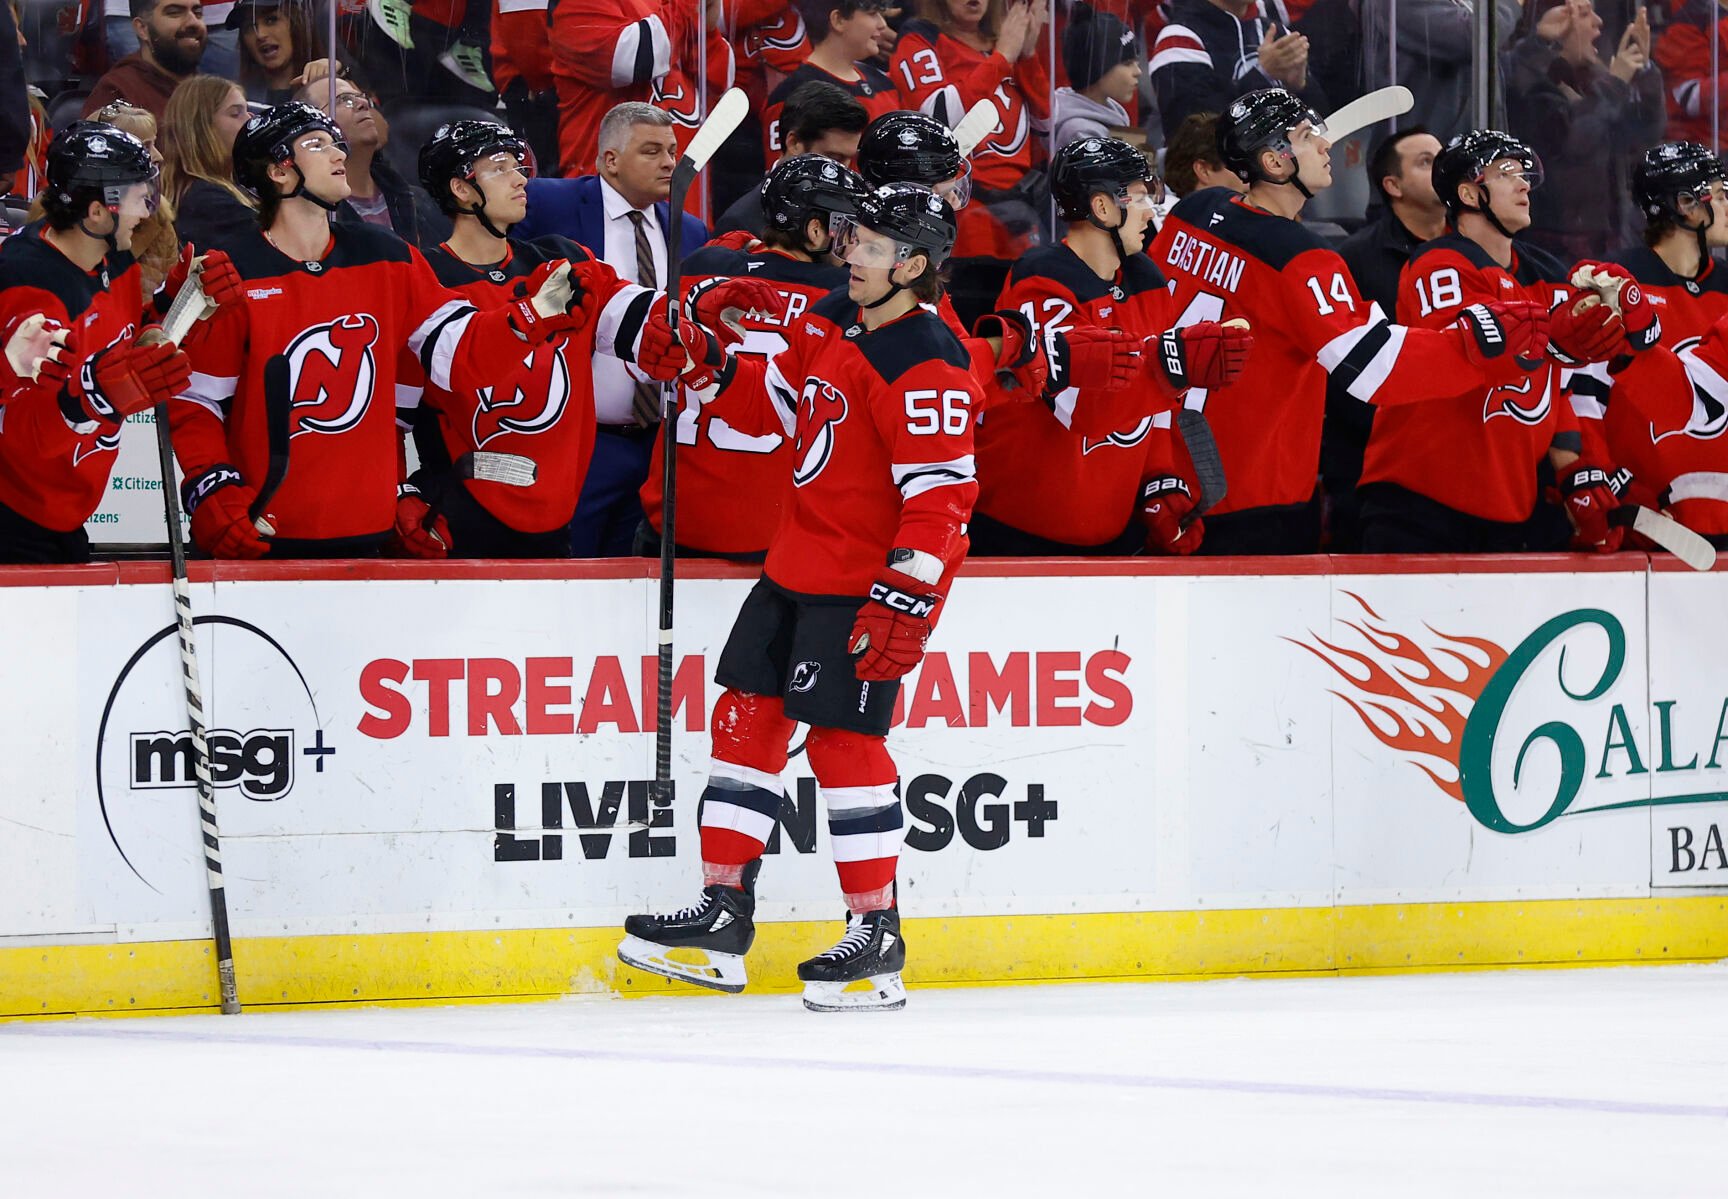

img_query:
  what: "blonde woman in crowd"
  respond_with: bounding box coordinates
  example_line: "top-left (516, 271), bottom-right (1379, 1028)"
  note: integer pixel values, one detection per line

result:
top-left (160, 74), bottom-right (257, 251)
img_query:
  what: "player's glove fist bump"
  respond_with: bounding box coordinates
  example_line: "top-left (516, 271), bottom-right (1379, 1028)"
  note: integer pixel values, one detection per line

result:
top-left (75, 338), bottom-right (191, 426)
top-left (1455, 302), bottom-right (1551, 378)
top-left (184, 465), bottom-right (272, 559)
top-left (1140, 475), bottom-right (1202, 555)
top-left (686, 275), bottom-right (779, 349)
top-left (1548, 293), bottom-right (1627, 366)
top-left (1147, 319), bottom-right (1252, 395)
top-left (973, 310), bottom-right (1047, 398)
top-left (1048, 324), bottom-right (1138, 393)
top-left (1570, 261), bottom-right (1659, 352)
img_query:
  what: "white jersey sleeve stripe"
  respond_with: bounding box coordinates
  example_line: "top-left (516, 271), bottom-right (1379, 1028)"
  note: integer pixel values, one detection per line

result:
top-left (893, 454), bottom-right (977, 501)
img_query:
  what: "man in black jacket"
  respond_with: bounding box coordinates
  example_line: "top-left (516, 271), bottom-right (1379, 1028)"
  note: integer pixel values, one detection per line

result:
top-left (297, 76), bottom-right (450, 246)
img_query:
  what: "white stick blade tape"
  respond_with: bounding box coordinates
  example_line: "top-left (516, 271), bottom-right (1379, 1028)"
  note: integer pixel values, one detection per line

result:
top-left (684, 88), bottom-right (749, 172)
top-left (1635, 507), bottom-right (1717, 572)
top-left (952, 99), bottom-right (999, 159)
top-left (159, 273), bottom-right (212, 346)
top-left (1322, 85), bottom-right (1415, 142)
top-left (471, 452), bottom-right (539, 486)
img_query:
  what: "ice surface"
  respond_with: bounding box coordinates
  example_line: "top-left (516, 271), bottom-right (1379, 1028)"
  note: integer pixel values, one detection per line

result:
top-left (2, 965), bottom-right (1723, 1197)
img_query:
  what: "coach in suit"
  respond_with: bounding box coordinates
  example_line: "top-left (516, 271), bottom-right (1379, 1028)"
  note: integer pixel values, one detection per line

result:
top-left (514, 102), bottom-right (708, 558)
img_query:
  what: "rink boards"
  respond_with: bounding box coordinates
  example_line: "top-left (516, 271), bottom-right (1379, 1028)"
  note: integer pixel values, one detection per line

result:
top-left (1, 556), bottom-right (1725, 1017)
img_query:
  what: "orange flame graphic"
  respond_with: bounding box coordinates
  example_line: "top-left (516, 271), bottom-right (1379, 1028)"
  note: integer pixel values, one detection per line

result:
top-left (1290, 592), bottom-right (1509, 802)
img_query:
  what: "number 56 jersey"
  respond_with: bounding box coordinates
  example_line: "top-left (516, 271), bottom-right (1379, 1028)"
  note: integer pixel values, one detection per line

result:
top-left (1151, 188), bottom-right (1496, 516)
top-left (708, 289), bottom-right (982, 597)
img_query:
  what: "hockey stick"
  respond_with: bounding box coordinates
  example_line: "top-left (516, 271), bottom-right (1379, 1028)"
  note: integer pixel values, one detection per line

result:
top-left (951, 99), bottom-right (999, 159)
top-left (1175, 406), bottom-right (1226, 533)
top-left (1610, 505), bottom-right (1718, 571)
top-left (656, 86), bottom-right (749, 799)
top-left (251, 354), bottom-right (292, 535)
top-left (1321, 85), bottom-right (1415, 143)
top-left (144, 267), bottom-right (242, 1014)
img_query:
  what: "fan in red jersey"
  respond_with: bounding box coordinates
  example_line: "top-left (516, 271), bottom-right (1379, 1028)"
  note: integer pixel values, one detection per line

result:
top-left (1358, 130), bottom-right (1634, 555)
top-left (639, 152), bottom-right (867, 560)
top-left (977, 135), bottom-right (1252, 556)
top-left (168, 102), bottom-right (660, 560)
top-left (620, 183), bottom-right (979, 1013)
top-left (1149, 89), bottom-right (1555, 555)
top-left (0, 123), bottom-right (227, 564)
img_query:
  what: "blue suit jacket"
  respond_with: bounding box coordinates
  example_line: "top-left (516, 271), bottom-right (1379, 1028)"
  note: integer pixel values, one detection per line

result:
top-left (514, 175), bottom-right (709, 267)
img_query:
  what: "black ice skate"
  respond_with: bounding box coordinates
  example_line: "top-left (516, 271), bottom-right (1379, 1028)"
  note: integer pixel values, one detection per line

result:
top-left (796, 907), bottom-right (907, 1012)
top-left (617, 860), bottom-right (760, 993)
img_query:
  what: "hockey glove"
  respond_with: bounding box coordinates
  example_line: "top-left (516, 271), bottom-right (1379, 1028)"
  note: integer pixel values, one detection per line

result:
top-left (390, 482), bottom-right (450, 558)
top-left (973, 310), bottom-right (1047, 398)
top-left (637, 299), bottom-right (702, 382)
top-left (1047, 324), bottom-right (1138, 393)
top-left (163, 245), bottom-right (245, 312)
top-left (849, 567), bottom-right (942, 681)
top-left (184, 465), bottom-right (273, 559)
top-left (1148, 319), bottom-right (1253, 394)
top-left (1556, 460), bottom-right (1631, 552)
top-left (686, 275), bottom-right (779, 350)
top-left (1548, 295), bottom-right (1627, 366)
top-left (672, 319), bottom-right (735, 392)
top-left (1571, 261), bottom-right (1660, 352)
top-left (708, 229), bottom-right (764, 253)
top-left (507, 260), bottom-right (596, 340)
top-left (1141, 475), bottom-right (1203, 555)
top-left (3, 313), bottom-right (74, 386)
top-left (1454, 301), bottom-right (1551, 378)
top-left (71, 337), bottom-right (192, 428)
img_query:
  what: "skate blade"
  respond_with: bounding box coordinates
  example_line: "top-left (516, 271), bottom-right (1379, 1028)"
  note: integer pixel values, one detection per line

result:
top-left (617, 935), bottom-right (748, 994)
top-left (801, 973), bottom-right (907, 1013)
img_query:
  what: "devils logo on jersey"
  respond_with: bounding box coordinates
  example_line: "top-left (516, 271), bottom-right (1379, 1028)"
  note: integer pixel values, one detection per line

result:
top-left (1656, 338), bottom-right (1728, 442)
top-left (1481, 374), bottom-right (1552, 425)
top-left (472, 343), bottom-right (572, 449)
top-left (284, 314), bottom-right (381, 439)
top-left (1082, 415), bottom-right (1156, 456)
top-left (793, 378), bottom-right (848, 485)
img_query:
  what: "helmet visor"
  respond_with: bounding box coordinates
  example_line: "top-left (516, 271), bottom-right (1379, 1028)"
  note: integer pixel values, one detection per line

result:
top-left (108, 175), bottom-right (160, 219)
top-left (831, 215), bottom-right (922, 269)
top-left (474, 151), bottom-right (534, 185)
top-left (933, 159), bottom-right (972, 210)
top-left (1482, 153), bottom-right (1543, 190)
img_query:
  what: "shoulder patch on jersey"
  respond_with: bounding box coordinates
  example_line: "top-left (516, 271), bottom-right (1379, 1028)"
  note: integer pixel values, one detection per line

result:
top-left (853, 308), bottom-right (971, 384)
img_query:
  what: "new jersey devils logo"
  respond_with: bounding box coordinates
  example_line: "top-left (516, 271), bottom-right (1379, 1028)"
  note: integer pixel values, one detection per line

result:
top-left (1082, 415), bottom-right (1156, 456)
top-left (284, 314), bottom-right (381, 439)
top-left (473, 344), bottom-right (572, 448)
top-left (1481, 374), bottom-right (1551, 425)
top-left (1655, 338), bottom-right (1728, 443)
top-left (793, 379), bottom-right (848, 486)
top-left (652, 75), bottom-right (701, 129)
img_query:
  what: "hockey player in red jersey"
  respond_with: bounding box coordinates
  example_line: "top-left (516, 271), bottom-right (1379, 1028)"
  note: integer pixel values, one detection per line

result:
top-left (1149, 89), bottom-right (1557, 554)
top-left (620, 184), bottom-right (979, 1012)
top-left (0, 124), bottom-right (198, 563)
top-left (638, 152), bottom-right (867, 559)
top-left (1358, 130), bottom-right (1633, 555)
top-left (977, 135), bottom-right (1252, 555)
top-left (169, 102), bottom-right (644, 560)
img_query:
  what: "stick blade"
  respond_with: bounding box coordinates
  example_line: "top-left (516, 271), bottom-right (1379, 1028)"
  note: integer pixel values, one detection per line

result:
top-left (463, 451), bottom-right (538, 487)
top-left (951, 99), bottom-right (1000, 158)
top-left (1175, 406), bottom-right (1226, 524)
top-left (682, 88), bottom-right (749, 173)
top-left (1631, 506), bottom-right (1717, 571)
top-left (1322, 85), bottom-right (1415, 142)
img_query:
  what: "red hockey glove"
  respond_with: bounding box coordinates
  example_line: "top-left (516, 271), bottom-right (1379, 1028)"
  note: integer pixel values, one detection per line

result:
top-left (390, 483), bottom-right (449, 558)
top-left (162, 245), bottom-right (244, 312)
top-left (673, 319), bottom-right (735, 392)
top-left (1572, 260), bottom-right (1660, 352)
top-left (507, 260), bottom-right (596, 340)
top-left (1140, 475), bottom-right (1203, 555)
top-left (973, 310), bottom-right (1047, 398)
top-left (1548, 295), bottom-right (1626, 366)
top-left (1454, 301), bottom-right (1551, 378)
top-left (74, 337), bottom-right (192, 427)
top-left (637, 299), bottom-right (698, 382)
top-left (1148, 320), bottom-right (1252, 394)
top-left (849, 569), bottom-right (941, 681)
top-left (685, 275), bottom-right (779, 351)
top-left (1047, 324), bottom-right (1138, 392)
top-left (184, 465), bottom-right (272, 559)
top-left (708, 229), bottom-right (764, 253)
top-left (1556, 461), bottom-right (1630, 552)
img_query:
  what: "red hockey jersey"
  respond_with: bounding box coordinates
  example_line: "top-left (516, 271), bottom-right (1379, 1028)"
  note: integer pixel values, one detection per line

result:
top-left (1150, 188), bottom-right (1506, 516)
top-left (171, 223), bottom-right (561, 545)
top-left (762, 61), bottom-right (901, 169)
top-left (708, 289), bottom-right (981, 596)
top-left (981, 242), bottom-right (1187, 545)
top-left (640, 241), bottom-right (848, 554)
top-left (0, 228), bottom-right (145, 532)
top-left (415, 235), bottom-right (648, 535)
top-left (550, 0), bottom-right (689, 174)
top-left (731, 5), bottom-right (809, 115)
top-left (1359, 235), bottom-right (1578, 523)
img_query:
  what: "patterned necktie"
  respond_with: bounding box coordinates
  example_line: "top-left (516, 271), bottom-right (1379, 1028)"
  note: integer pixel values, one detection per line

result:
top-left (626, 209), bottom-right (663, 427)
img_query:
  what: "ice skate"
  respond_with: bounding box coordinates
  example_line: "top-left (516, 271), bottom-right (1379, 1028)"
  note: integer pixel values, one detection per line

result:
top-left (797, 907), bottom-right (907, 1012)
top-left (618, 861), bottom-right (759, 993)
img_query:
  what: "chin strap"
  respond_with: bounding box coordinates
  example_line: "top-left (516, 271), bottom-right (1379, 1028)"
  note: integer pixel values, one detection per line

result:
top-left (1084, 200), bottom-right (1133, 264)
top-left (461, 200), bottom-right (512, 241)
top-left (1459, 184), bottom-right (1519, 241)
top-left (285, 163), bottom-right (341, 214)
top-left (862, 279), bottom-right (905, 309)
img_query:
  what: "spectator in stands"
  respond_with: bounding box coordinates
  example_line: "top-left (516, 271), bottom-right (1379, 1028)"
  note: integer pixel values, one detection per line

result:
top-left (1151, 0), bottom-right (1325, 142)
top-left (714, 79), bottom-right (869, 236)
top-left (92, 100), bottom-right (179, 295)
top-left (1655, 0), bottom-right (1728, 148)
top-left (763, 0), bottom-right (897, 165)
top-left (233, 0), bottom-right (329, 105)
top-left (513, 103), bottom-right (707, 557)
top-left (548, 0), bottom-right (687, 178)
top-left (1359, 0), bottom-right (1523, 144)
top-left (6, 0), bottom-right (42, 201)
top-left (298, 77), bottom-right (449, 245)
top-left (84, 0), bottom-right (208, 122)
top-left (160, 75), bottom-right (255, 249)
top-left (1161, 111), bottom-right (1245, 198)
top-left (1508, 0), bottom-right (1664, 262)
top-left (1049, 2), bottom-right (1140, 152)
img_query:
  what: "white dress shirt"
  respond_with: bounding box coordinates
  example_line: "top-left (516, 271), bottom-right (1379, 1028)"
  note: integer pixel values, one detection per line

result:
top-left (593, 177), bottom-right (666, 426)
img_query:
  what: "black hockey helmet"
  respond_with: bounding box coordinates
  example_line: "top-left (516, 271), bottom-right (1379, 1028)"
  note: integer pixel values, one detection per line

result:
top-left (840, 182), bottom-right (957, 269)
top-left (1634, 141), bottom-right (1727, 228)
top-left (1433, 129), bottom-right (1542, 218)
top-left (857, 111), bottom-right (962, 188)
top-left (761, 153), bottom-right (870, 241)
top-left (233, 100), bottom-right (346, 209)
top-left (419, 119), bottom-right (531, 217)
top-left (40, 121), bottom-right (158, 227)
top-left (1217, 87), bottom-right (1323, 185)
top-left (1051, 135), bottom-right (1158, 221)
